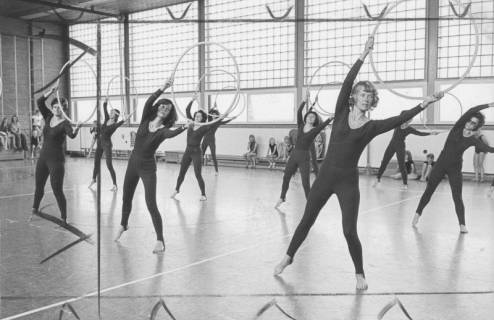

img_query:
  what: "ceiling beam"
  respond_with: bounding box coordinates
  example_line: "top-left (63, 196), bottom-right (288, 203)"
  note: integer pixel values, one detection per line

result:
top-left (17, 0), bottom-right (120, 18)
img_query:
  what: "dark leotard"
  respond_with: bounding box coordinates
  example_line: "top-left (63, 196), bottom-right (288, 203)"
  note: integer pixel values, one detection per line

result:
top-left (120, 89), bottom-right (186, 241)
top-left (279, 102), bottom-right (332, 200)
top-left (33, 96), bottom-right (79, 220)
top-left (201, 124), bottom-right (220, 172)
top-left (286, 59), bottom-right (424, 275)
top-left (416, 104), bottom-right (494, 226)
top-left (175, 103), bottom-right (231, 195)
top-left (92, 102), bottom-right (124, 185)
top-left (376, 126), bottom-right (430, 184)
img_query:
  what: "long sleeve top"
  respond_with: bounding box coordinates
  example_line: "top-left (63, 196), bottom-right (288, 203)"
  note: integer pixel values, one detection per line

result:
top-left (294, 101), bottom-right (333, 151)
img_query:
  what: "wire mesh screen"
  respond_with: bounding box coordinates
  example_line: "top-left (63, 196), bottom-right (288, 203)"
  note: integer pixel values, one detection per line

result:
top-left (437, 0), bottom-right (494, 79)
top-left (69, 23), bottom-right (97, 98)
top-left (205, 0), bottom-right (295, 90)
top-left (305, 0), bottom-right (426, 86)
top-left (129, 1), bottom-right (199, 94)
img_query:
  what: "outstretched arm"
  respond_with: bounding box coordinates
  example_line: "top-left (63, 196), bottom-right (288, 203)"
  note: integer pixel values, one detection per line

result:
top-left (409, 127), bottom-right (432, 136)
top-left (473, 138), bottom-right (494, 153)
top-left (453, 103), bottom-right (492, 131)
top-left (163, 125), bottom-right (187, 139)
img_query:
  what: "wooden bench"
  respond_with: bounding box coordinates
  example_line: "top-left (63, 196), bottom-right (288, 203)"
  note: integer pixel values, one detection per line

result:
top-left (0, 150), bottom-right (25, 161)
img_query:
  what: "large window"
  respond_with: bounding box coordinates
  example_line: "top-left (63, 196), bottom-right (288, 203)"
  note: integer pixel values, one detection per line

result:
top-left (437, 82), bottom-right (494, 123)
top-left (205, 0), bottom-right (296, 89)
top-left (129, 2), bottom-right (199, 94)
top-left (437, 0), bottom-right (494, 79)
top-left (69, 23), bottom-right (97, 98)
top-left (305, 0), bottom-right (427, 85)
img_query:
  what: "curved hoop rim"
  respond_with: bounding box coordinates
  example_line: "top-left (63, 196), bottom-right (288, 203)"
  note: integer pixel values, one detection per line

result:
top-left (307, 60), bottom-right (352, 116)
top-left (169, 42), bottom-right (241, 125)
top-left (55, 58), bottom-right (97, 125)
top-left (0, 77), bottom-right (2, 97)
top-left (194, 68), bottom-right (240, 119)
top-left (105, 75), bottom-right (139, 117)
top-left (211, 85), bottom-right (246, 120)
top-left (369, 0), bottom-right (480, 100)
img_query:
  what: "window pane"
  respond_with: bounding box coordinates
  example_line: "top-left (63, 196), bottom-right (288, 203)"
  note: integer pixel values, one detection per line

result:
top-left (371, 87), bottom-right (424, 123)
top-left (437, 0), bottom-right (494, 79)
top-left (210, 92), bottom-right (247, 122)
top-left (74, 100), bottom-right (97, 122)
top-left (305, 0), bottom-right (427, 85)
top-left (248, 92), bottom-right (295, 122)
top-left (438, 82), bottom-right (494, 123)
top-left (205, 0), bottom-right (296, 89)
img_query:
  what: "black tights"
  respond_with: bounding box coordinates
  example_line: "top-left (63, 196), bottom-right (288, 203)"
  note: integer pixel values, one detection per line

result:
top-left (175, 147), bottom-right (205, 196)
top-left (287, 167), bottom-right (364, 275)
top-left (92, 146), bottom-right (117, 185)
top-left (376, 144), bottom-right (407, 185)
top-left (120, 156), bottom-right (163, 241)
top-left (201, 139), bottom-right (218, 172)
top-left (33, 158), bottom-right (67, 220)
top-left (280, 150), bottom-right (311, 200)
top-left (416, 163), bottom-right (465, 225)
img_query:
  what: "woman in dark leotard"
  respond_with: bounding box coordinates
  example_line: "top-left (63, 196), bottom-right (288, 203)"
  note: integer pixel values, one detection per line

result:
top-left (413, 103), bottom-right (494, 233)
top-left (274, 37), bottom-right (443, 290)
top-left (473, 132), bottom-right (489, 182)
top-left (89, 100), bottom-right (131, 191)
top-left (201, 108), bottom-right (222, 175)
top-left (115, 79), bottom-right (187, 253)
top-left (374, 120), bottom-right (438, 189)
top-left (172, 99), bottom-right (233, 201)
top-left (275, 98), bottom-right (333, 208)
top-left (32, 87), bottom-right (81, 223)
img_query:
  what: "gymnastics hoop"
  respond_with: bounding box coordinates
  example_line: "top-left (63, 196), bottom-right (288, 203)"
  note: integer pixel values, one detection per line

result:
top-left (0, 77), bottom-right (2, 97)
top-left (105, 75), bottom-right (139, 119)
top-left (419, 92), bottom-right (463, 130)
top-left (194, 68), bottom-right (240, 118)
top-left (170, 42), bottom-right (240, 125)
top-left (369, 0), bottom-right (480, 100)
top-left (307, 60), bottom-right (353, 116)
top-left (211, 85), bottom-right (246, 120)
top-left (54, 58), bottom-right (97, 125)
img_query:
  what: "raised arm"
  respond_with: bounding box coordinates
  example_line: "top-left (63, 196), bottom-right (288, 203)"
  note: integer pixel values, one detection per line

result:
top-left (37, 87), bottom-right (57, 119)
top-left (314, 116), bottom-right (334, 133)
top-left (334, 37), bottom-right (373, 116)
top-left (142, 78), bottom-right (173, 121)
top-left (453, 103), bottom-right (492, 131)
top-left (297, 101), bottom-right (306, 127)
top-left (186, 100), bottom-right (194, 120)
top-left (103, 100), bottom-right (110, 123)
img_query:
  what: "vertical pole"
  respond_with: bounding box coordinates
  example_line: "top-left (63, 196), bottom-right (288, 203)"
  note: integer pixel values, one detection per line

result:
top-left (96, 20), bottom-right (102, 320)
top-left (123, 14), bottom-right (131, 116)
top-left (198, 0), bottom-right (206, 108)
top-left (425, 0), bottom-right (439, 124)
top-left (0, 35), bottom-right (3, 117)
top-left (28, 24), bottom-right (35, 149)
top-left (295, 0), bottom-right (305, 108)
top-left (14, 36), bottom-right (19, 115)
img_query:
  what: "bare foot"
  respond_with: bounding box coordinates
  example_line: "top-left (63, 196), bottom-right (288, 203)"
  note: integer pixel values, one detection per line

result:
top-left (152, 241), bottom-right (165, 254)
top-left (412, 213), bottom-right (420, 227)
top-left (200, 195), bottom-right (207, 201)
top-left (400, 184), bottom-right (408, 191)
top-left (88, 180), bottom-right (96, 189)
top-left (460, 225), bottom-right (469, 233)
top-left (110, 185), bottom-right (118, 192)
top-left (114, 226), bottom-right (127, 242)
top-left (274, 198), bottom-right (284, 209)
top-left (170, 191), bottom-right (178, 199)
top-left (372, 179), bottom-right (380, 188)
top-left (355, 274), bottom-right (368, 290)
top-left (274, 255), bottom-right (292, 276)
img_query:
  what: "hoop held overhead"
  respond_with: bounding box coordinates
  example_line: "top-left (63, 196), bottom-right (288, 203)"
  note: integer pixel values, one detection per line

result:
top-left (369, 0), bottom-right (480, 100)
top-left (169, 42), bottom-right (240, 125)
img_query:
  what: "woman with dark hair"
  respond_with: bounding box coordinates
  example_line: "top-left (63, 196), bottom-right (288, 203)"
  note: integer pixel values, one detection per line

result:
top-left (374, 119), bottom-right (438, 189)
top-left (172, 97), bottom-right (233, 200)
top-left (9, 115), bottom-right (28, 151)
top-left (275, 96), bottom-right (333, 208)
top-left (274, 36), bottom-right (443, 290)
top-left (32, 87), bottom-right (81, 223)
top-left (413, 103), bottom-right (494, 233)
top-left (89, 100), bottom-right (132, 191)
top-left (115, 79), bottom-right (187, 253)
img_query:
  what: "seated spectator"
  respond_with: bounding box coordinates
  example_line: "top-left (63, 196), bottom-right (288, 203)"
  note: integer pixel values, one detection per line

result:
top-left (9, 115), bottom-right (28, 151)
top-left (314, 133), bottom-right (325, 160)
top-left (266, 137), bottom-right (279, 169)
top-left (244, 134), bottom-right (258, 169)
top-left (0, 117), bottom-right (13, 150)
top-left (420, 153), bottom-right (435, 182)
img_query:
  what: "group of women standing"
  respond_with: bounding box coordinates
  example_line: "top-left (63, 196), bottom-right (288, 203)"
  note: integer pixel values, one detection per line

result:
top-left (30, 36), bottom-right (494, 290)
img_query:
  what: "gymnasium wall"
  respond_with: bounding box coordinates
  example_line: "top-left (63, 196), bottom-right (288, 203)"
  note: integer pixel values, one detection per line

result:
top-left (0, 17), bottom-right (67, 132)
top-left (67, 124), bottom-right (494, 175)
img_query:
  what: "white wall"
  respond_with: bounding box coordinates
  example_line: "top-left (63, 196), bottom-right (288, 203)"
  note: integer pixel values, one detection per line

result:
top-left (67, 125), bottom-right (494, 174)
